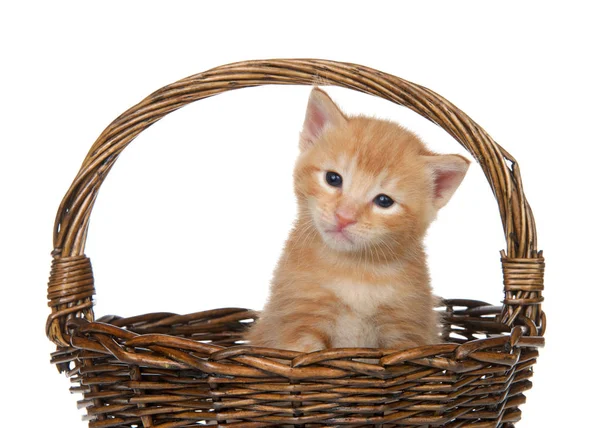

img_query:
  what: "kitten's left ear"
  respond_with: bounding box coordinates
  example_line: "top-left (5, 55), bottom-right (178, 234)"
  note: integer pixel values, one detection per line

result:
top-left (424, 154), bottom-right (470, 210)
top-left (300, 87), bottom-right (347, 151)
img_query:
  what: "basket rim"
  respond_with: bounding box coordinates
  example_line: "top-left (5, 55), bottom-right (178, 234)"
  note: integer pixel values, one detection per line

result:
top-left (54, 299), bottom-right (544, 377)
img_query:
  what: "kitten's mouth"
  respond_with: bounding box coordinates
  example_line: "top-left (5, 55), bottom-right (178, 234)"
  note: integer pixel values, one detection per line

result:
top-left (325, 228), bottom-right (354, 243)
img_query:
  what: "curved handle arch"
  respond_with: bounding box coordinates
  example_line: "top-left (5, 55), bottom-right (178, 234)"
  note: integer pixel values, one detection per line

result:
top-left (47, 59), bottom-right (544, 346)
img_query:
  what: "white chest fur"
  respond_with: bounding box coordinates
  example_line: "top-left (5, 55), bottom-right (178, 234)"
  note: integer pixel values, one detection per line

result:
top-left (321, 281), bottom-right (399, 348)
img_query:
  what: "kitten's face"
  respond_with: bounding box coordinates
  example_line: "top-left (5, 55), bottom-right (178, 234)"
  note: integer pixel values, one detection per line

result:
top-left (294, 89), bottom-right (469, 256)
top-left (295, 120), bottom-right (433, 254)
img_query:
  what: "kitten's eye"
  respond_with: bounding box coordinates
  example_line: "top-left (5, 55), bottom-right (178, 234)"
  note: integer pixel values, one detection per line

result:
top-left (374, 194), bottom-right (394, 208)
top-left (325, 171), bottom-right (343, 187)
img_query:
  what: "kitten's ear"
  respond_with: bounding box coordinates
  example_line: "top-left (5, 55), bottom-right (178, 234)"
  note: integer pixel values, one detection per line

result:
top-left (300, 87), bottom-right (347, 151)
top-left (424, 154), bottom-right (470, 210)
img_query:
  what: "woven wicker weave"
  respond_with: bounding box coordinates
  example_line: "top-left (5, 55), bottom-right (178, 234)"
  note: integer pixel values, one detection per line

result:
top-left (47, 59), bottom-right (545, 427)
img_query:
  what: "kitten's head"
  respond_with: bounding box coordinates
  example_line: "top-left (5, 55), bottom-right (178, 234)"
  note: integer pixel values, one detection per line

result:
top-left (294, 88), bottom-right (470, 256)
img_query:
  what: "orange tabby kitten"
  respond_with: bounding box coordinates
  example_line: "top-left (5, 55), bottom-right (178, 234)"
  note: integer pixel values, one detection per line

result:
top-left (246, 88), bottom-right (469, 352)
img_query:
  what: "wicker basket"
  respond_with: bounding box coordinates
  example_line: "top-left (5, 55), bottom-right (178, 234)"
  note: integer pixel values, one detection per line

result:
top-left (47, 59), bottom-right (545, 427)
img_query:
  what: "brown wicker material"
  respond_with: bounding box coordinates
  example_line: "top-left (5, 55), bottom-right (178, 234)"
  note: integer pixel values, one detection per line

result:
top-left (47, 59), bottom-right (545, 427)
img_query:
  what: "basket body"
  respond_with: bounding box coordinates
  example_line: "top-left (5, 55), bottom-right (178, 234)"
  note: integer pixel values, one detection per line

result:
top-left (52, 300), bottom-right (542, 427)
top-left (47, 59), bottom-right (545, 427)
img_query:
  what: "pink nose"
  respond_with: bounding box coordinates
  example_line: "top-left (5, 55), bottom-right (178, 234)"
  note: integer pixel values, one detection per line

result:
top-left (335, 211), bottom-right (357, 230)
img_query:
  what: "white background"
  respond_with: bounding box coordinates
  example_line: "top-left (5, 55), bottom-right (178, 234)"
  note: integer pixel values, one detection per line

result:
top-left (1, 1), bottom-right (598, 427)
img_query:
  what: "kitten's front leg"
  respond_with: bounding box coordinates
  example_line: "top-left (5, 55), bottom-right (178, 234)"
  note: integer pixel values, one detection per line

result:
top-left (376, 305), bottom-right (439, 350)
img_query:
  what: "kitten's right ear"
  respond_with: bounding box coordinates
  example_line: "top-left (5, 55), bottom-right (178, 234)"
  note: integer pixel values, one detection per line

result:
top-left (424, 154), bottom-right (470, 211)
top-left (300, 87), bottom-right (347, 151)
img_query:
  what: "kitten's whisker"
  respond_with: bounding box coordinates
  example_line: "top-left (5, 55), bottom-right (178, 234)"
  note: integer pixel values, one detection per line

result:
top-left (285, 222), bottom-right (314, 264)
top-left (361, 242), bottom-right (368, 280)
top-left (308, 228), bottom-right (319, 246)
top-left (374, 243), bottom-right (385, 264)
top-left (377, 239), bottom-right (399, 262)
top-left (299, 225), bottom-right (317, 249)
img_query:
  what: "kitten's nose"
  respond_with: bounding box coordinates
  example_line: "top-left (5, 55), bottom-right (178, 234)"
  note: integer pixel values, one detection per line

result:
top-left (335, 210), bottom-right (357, 230)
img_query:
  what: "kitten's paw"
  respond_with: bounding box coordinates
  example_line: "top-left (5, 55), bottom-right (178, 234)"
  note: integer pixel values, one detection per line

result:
top-left (288, 336), bottom-right (327, 354)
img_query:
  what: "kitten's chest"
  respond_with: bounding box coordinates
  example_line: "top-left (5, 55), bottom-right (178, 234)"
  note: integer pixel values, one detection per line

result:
top-left (322, 280), bottom-right (398, 315)
top-left (321, 281), bottom-right (399, 348)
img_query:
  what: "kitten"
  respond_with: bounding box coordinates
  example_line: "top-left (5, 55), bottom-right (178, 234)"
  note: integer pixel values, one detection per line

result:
top-left (245, 88), bottom-right (469, 353)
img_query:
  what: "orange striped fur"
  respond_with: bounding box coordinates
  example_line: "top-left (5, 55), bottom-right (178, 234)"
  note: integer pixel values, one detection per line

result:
top-left (246, 88), bottom-right (469, 352)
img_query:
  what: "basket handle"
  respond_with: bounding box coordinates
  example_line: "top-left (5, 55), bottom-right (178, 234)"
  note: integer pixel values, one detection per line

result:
top-left (46, 59), bottom-right (544, 347)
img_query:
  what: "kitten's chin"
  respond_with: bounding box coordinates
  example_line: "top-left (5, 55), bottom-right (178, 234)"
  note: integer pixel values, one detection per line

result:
top-left (320, 229), bottom-right (359, 252)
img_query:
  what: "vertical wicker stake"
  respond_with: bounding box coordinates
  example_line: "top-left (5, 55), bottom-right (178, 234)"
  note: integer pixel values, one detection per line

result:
top-left (46, 59), bottom-right (544, 427)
